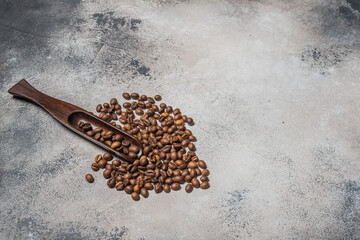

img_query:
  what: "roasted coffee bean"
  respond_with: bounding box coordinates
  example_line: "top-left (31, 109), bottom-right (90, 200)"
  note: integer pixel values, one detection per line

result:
top-left (191, 178), bottom-right (200, 188)
top-left (174, 175), bottom-right (184, 183)
top-left (135, 108), bottom-right (144, 115)
top-left (140, 188), bottom-right (149, 198)
top-left (122, 93), bottom-right (131, 100)
top-left (144, 182), bottom-right (154, 190)
top-left (145, 102), bottom-right (152, 109)
top-left (128, 152), bottom-right (137, 159)
top-left (202, 169), bottom-right (210, 177)
top-left (112, 159), bottom-right (120, 167)
top-left (134, 185), bottom-right (140, 193)
top-left (131, 93), bottom-right (139, 100)
top-left (154, 183), bottom-right (163, 193)
top-left (154, 95), bottom-right (162, 101)
top-left (130, 192), bottom-right (140, 201)
top-left (96, 104), bottom-right (102, 112)
top-left (163, 184), bottom-right (171, 193)
top-left (200, 181), bottom-right (210, 189)
top-left (195, 168), bottom-right (202, 176)
top-left (103, 169), bottom-right (111, 179)
top-left (123, 102), bottom-right (131, 108)
top-left (185, 184), bottom-right (193, 193)
top-left (200, 176), bottom-right (209, 182)
top-left (188, 143), bottom-right (196, 151)
top-left (107, 179), bottom-right (116, 188)
top-left (85, 174), bottom-right (94, 183)
top-left (91, 163), bottom-right (100, 171)
top-left (111, 141), bottom-right (121, 149)
top-left (188, 161), bottom-right (197, 169)
top-left (184, 175), bottom-right (192, 183)
top-left (187, 117), bottom-right (194, 126)
top-left (124, 173), bottom-right (132, 179)
top-left (98, 159), bottom-right (107, 168)
top-left (140, 95), bottom-right (147, 101)
top-left (110, 98), bottom-right (117, 105)
top-left (115, 182), bottom-right (125, 191)
top-left (189, 135), bottom-right (197, 142)
top-left (190, 169), bottom-right (197, 178)
top-left (125, 185), bottom-right (134, 194)
top-left (198, 160), bottom-right (207, 169)
top-left (129, 145), bottom-right (139, 153)
top-left (147, 97), bottom-right (155, 104)
top-left (171, 182), bottom-right (181, 191)
top-left (103, 153), bottom-right (113, 161)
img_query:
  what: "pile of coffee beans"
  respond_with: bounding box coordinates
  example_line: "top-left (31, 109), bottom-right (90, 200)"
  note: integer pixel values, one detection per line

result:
top-left (85, 93), bottom-right (210, 201)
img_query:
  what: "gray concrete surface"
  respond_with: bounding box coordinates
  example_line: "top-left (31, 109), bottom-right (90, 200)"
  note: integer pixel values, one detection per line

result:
top-left (1, 0), bottom-right (360, 239)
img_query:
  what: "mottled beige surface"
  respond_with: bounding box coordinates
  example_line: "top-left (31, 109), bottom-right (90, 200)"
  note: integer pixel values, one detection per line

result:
top-left (1, 0), bottom-right (360, 239)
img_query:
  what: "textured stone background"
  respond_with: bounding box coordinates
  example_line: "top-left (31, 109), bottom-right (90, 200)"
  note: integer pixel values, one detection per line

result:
top-left (1, 0), bottom-right (360, 239)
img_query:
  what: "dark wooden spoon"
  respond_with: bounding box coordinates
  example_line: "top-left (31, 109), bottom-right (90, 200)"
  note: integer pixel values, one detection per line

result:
top-left (8, 79), bottom-right (142, 162)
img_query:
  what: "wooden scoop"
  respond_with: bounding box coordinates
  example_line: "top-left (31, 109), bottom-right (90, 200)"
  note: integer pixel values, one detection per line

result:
top-left (8, 79), bottom-right (142, 162)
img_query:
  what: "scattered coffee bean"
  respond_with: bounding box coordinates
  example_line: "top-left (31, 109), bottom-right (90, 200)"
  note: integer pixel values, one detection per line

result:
top-left (122, 93), bottom-right (131, 100)
top-left (131, 93), bottom-right (139, 100)
top-left (200, 181), bottom-right (210, 189)
top-left (85, 174), bottom-right (94, 183)
top-left (185, 183), bottom-right (193, 193)
top-left (131, 192), bottom-right (140, 201)
top-left (154, 95), bottom-right (162, 101)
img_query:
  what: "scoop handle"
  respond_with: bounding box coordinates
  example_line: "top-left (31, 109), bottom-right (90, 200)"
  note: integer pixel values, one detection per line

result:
top-left (8, 79), bottom-right (81, 123)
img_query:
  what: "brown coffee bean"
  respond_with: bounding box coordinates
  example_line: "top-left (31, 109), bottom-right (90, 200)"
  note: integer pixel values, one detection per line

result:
top-left (135, 108), bottom-right (144, 115)
top-left (188, 161), bottom-right (197, 169)
top-left (174, 175), bottom-right (184, 183)
top-left (91, 163), bottom-right (99, 171)
top-left (147, 97), bottom-right (155, 104)
top-left (185, 184), bottom-right (193, 193)
top-left (111, 141), bottom-right (121, 149)
top-left (171, 182), bottom-right (181, 191)
top-left (154, 183), bottom-right (163, 193)
top-left (197, 160), bottom-right (206, 169)
top-left (103, 169), bottom-right (111, 179)
top-left (115, 181), bottom-right (125, 191)
top-left (200, 181), bottom-right (210, 189)
top-left (110, 98), bottom-right (117, 105)
top-left (188, 143), bottom-right (196, 151)
top-left (191, 178), bottom-right (200, 188)
top-left (129, 145), bottom-right (139, 153)
top-left (200, 176), bottom-right (209, 182)
top-left (103, 153), bottom-right (113, 161)
top-left (163, 184), bottom-right (171, 193)
top-left (134, 185), bottom-right (140, 193)
top-left (128, 151), bottom-right (137, 159)
top-left (189, 135), bottom-right (197, 142)
top-left (96, 104), bottom-right (102, 112)
top-left (131, 93), bottom-right (139, 100)
top-left (122, 93), bottom-right (131, 100)
top-left (144, 182), bottom-right (154, 190)
top-left (184, 175), bottom-right (192, 183)
top-left (107, 178), bottom-right (116, 188)
top-left (140, 94), bottom-right (147, 101)
top-left (195, 168), bottom-right (202, 176)
top-left (187, 117), bottom-right (194, 126)
top-left (145, 102), bottom-right (152, 109)
top-left (98, 159), bottom-right (107, 168)
top-left (140, 188), bottom-right (149, 198)
top-left (154, 95), bottom-right (162, 101)
top-left (123, 102), bottom-right (131, 108)
top-left (103, 103), bottom-right (110, 108)
top-left (202, 169), bottom-right (210, 177)
top-left (85, 174), bottom-right (94, 183)
top-left (124, 173), bottom-right (132, 179)
top-left (125, 185), bottom-right (134, 194)
top-left (165, 177), bottom-right (173, 185)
